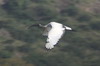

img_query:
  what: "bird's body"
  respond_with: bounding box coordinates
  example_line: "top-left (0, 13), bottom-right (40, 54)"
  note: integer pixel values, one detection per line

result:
top-left (28, 22), bottom-right (73, 49)
top-left (45, 22), bottom-right (65, 49)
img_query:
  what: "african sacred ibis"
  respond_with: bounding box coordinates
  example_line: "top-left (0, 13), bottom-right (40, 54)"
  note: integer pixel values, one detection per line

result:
top-left (28, 22), bottom-right (74, 49)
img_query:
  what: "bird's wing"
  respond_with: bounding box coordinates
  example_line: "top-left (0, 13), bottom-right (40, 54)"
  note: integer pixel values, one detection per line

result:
top-left (42, 24), bottom-right (52, 36)
top-left (45, 27), bottom-right (64, 49)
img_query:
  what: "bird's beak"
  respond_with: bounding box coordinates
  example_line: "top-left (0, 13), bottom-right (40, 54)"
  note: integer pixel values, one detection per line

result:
top-left (27, 24), bottom-right (38, 29)
top-left (27, 26), bottom-right (32, 29)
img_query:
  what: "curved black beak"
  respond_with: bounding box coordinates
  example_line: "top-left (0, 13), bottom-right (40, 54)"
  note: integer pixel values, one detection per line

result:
top-left (27, 24), bottom-right (39, 29)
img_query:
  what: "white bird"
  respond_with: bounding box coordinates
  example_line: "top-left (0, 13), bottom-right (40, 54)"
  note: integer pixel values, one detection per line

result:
top-left (28, 22), bottom-right (74, 49)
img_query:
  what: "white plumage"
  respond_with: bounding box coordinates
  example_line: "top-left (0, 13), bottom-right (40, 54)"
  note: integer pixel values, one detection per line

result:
top-left (44, 22), bottom-right (72, 49)
top-left (28, 22), bottom-right (73, 49)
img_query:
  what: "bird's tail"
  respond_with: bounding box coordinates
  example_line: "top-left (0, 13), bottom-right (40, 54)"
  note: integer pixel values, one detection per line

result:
top-left (45, 43), bottom-right (54, 49)
top-left (64, 26), bottom-right (72, 30)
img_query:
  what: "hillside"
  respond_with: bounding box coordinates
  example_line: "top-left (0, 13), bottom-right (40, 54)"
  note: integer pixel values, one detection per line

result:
top-left (0, 0), bottom-right (100, 66)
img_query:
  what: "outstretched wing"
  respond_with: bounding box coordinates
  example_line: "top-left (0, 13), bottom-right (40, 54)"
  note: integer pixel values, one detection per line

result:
top-left (45, 25), bottom-right (64, 49)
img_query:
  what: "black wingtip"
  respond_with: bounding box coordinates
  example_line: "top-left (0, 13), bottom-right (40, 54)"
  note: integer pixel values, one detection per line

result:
top-left (71, 29), bottom-right (77, 32)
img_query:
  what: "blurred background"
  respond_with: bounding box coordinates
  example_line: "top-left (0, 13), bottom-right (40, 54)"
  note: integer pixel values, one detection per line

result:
top-left (0, 0), bottom-right (100, 66)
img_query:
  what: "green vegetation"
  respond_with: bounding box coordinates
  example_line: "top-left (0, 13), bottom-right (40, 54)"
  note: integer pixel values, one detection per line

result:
top-left (0, 0), bottom-right (100, 66)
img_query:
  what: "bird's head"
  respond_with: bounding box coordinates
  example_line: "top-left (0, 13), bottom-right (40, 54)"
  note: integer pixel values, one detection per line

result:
top-left (27, 24), bottom-right (44, 29)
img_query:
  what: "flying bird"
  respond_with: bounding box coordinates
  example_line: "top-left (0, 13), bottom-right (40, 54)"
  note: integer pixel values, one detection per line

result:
top-left (28, 22), bottom-right (74, 49)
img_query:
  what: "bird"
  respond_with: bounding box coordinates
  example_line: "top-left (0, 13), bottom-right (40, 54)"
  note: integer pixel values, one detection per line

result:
top-left (28, 22), bottom-right (74, 49)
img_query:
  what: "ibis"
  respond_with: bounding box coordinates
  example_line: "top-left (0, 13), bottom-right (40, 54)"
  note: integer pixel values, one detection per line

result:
top-left (28, 22), bottom-right (74, 49)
